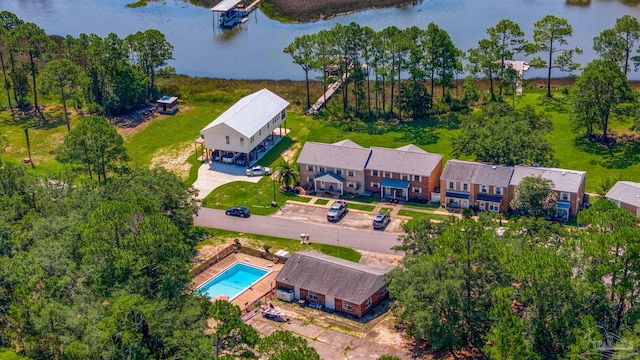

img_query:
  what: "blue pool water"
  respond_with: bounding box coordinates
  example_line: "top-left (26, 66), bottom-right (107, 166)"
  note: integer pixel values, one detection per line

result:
top-left (197, 263), bottom-right (269, 300)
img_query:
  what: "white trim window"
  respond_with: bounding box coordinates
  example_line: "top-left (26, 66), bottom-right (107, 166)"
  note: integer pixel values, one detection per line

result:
top-left (401, 174), bottom-right (409, 181)
top-left (307, 291), bottom-right (318, 301)
top-left (480, 185), bottom-right (488, 193)
top-left (489, 203), bottom-right (499, 212)
top-left (495, 187), bottom-right (502, 195)
top-left (225, 135), bottom-right (230, 145)
top-left (347, 170), bottom-right (355, 177)
top-left (240, 138), bottom-right (244, 146)
top-left (371, 170), bottom-right (379, 177)
top-left (365, 297), bottom-right (372, 308)
top-left (347, 182), bottom-right (355, 188)
top-left (560, 192), bottom-right (570, 201)
top-left (336, 169), bottom-right (342, 176)
top-left (342, 301), bottom-right (352, 311)
top-left (307, 165), bottom-right (313, 171)
top-left (448, 181), bottom-right (455, 189)
top-left (371, 182), bottom-right (380, 188)
top-left (412, 187), bottom-right (422, 193)
top-left (280, 109), bottom-right (286, 119)
top-left (306, 177), bottom-right (312, 182)
top-left (414, 175), bottom-right (422, 182)
top-left (383, 171), bottom-right (393, 178)
top-left (462, 183), bottom-right (469, 192)
top-left (319, 167), bottom-right (326, 173)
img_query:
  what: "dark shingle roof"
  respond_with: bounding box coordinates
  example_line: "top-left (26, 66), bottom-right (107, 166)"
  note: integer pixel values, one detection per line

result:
top-left (275, 252), bottom-right (387, 304)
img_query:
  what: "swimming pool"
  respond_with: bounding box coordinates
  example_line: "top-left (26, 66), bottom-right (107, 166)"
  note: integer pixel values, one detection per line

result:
top-left (197, 262), bottom-right (269, 301)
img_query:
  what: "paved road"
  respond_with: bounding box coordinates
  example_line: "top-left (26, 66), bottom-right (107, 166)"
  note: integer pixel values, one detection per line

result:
top-left (194, 208), bottom-right (403, 255)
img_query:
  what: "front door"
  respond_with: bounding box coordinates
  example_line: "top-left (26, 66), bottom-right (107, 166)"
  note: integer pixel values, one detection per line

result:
top-left (319, 181), bottom-right (325, 190)
top-left (461, 200), bottom-right (469, 209)
top-left (325, 296), bottom-right (335, 310)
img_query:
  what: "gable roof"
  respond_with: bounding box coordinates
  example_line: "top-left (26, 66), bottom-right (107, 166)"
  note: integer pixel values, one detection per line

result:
top-left (297, 141), bottom-right (371, 170)
top-left (364, 146), bottom-right (442, 176)
top-left (275, 252), bottom-right (387, 304)
top-left (441, 160), bottom-right (480, 183)
top-left (473, 163), bottom-right (514, 187)
top-left (511, 166), bottom-right (586, 193)
top-left (200, 89), bottom-right (289, 138)
top-left (606, 181), bottom-right (640, 206)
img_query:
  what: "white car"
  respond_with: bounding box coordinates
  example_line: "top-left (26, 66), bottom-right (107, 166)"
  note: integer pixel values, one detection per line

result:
top-left (245, 166), bottom-right (272, 176)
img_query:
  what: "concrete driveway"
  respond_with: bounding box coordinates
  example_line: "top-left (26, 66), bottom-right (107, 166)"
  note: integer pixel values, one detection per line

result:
top-left (192, 162), bottom-right (264, 199)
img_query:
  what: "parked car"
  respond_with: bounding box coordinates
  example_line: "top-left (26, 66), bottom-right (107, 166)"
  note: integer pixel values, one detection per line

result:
top-left (581, 193), bottom-right (591, 210)
top-left (246, 166), bottom-right (272, 176)
top-left (212, 150), bottom-right (221, 161)
top-left (222, 152), bottom-right (235, 164)
top-left (225, 206), bottom-right (250, 217)
top-left (235, 153), bottom-right (247, 166)
top-left (327, 201), bottom-right (348, 222)
top-left (372, 213), bottom-right (391, 230)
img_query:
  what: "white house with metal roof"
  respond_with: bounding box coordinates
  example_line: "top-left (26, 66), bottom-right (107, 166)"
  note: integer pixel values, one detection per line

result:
top-left (606, 181), bottom-right (640, 217)
top-left (200, 89), bottom-right (289, 165)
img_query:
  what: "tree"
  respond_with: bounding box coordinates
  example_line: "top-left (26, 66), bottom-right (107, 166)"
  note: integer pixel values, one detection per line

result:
top-left (0, 11), bottom-right (23, 114)
top-left (467, 38), bottom-right (500, 102)
top-left (392, 217), bottom-right (454, 256)
top-left (42, 59), bottom-right (86, 131)
top-left (570, 59), bottom-right (636, 140)
top-left (510, 176), bottom-right (557, 218)
top-left (15, 22), bottom-right (55, 113)
top-left (488, 19), bottom-right (526, 97)
top-left (593, 15), bottom-right (640, 76)
top-left (274, 160), bottom-right (299, 191)
top-left (258, 330), bottom-right (320, 360)
top-left (451, 103), bottom-right (556, 166)
top-left (284, 34), bottom-right (316, 110)
top-left (57, 116), bottom-right (129, 182)
top-left (528, 15), bottom-right (581, 97)
top-left (126, 29), bottom-right (174, 99)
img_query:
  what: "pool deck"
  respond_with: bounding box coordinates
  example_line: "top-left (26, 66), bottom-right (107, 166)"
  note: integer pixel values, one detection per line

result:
top-left (193, 253), bottom-right (284, 310)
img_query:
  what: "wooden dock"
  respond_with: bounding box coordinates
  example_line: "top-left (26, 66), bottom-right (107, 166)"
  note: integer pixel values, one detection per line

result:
top-left (308, 71), bottom-right (349, 115)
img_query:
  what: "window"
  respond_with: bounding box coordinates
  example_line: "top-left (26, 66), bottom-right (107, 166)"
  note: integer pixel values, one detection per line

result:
top-left (489, 203), bottom-right (499, 212)
top-left (280, 109), bottom-right (286, 119)
top-left (462, 183), bottom-right (469, 191)
top-left (347, 170), bottom-right (355, 177)
top-left (307, 165), bottom-right (313, 171)
top-left (267, 123), bottom-right (269, 129)
top-left (259, 129), bottom-right (262, 136)
top-left (336, 169), bottom-right (342, 176)
top-left (414, 175), bottom-right (421, 182)
top-left (371, 170), bottom-right (379, 177)
top-left (365, 297), bottom-right (372, 309)
top-left (495, 187), bottom-right (502, 195)
top-left (319, 167), bottom-right (326, 173)
top-left (342, 301), bottom-right (352, 311)
top-left (448, 181), bottom-right (455, 189)
top-left (307, 291), bottom-right (318, 301)
top-left (250, 136), bottom-right (254, 144)
top-left (240, 138), bottom-right (244, 146)
top-left (371, 182), bottom-right (380, 188)
top-left (225, 135), bottom-right (230, 145)
top-left (307, 177), bottom-right (312, 182)
top-left (412, 187), bottom-right (422, 193)
top-left (560, 192), bottom-right (570, 201)
top-left (381, 285), bottom-right (387, 296)
top-left (347, 182), bottom-right (355, 188)
top-left (401, 174), bottom-right (409, 181)
top-left (383, 171), bottom-right (392, 178)
top-left (480, 185), bottom-right (488, 193)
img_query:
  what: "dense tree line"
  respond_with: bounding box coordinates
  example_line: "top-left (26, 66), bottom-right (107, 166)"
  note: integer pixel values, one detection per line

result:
top-left (0, 11), bottom-right (174, 118)
top-left (387, 203), bottom-right (640, 358)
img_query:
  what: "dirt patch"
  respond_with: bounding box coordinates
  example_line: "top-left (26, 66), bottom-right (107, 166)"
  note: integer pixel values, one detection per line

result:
top-left (149, 143), bottom-right (193, 179)
top-left (272, 202), bottom-right (404, 232)
top-left (357, 249), bottom-right (402, 271)
top-left (280, 141), bottom-right (300, 163)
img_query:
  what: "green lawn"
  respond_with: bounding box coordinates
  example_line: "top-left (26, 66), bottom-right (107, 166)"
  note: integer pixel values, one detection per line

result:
top-left (197, 227), bottom-right (361, 262)
top-left (397, 209), bottom-right (456, 226)
top-left (314, 198), bottom-right (329, 205)
top-left (379, 207), bottom-right (393, 213)
top-left (346, 202), bottom-right (376, 212)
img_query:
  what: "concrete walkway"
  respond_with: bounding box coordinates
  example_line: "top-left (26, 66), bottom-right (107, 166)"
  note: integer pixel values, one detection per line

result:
top-left (192, 162), bottom-right (263, 199)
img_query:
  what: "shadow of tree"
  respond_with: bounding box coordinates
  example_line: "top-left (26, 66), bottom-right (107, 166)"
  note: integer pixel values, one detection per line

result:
top-left (573, 136), bottom-right (640, 169)
top-left (2, 108), bottom-right (66, 130)
top-left (538, 96), bottom-right (571, 114)
top-left (394, 124), bottom-right (439, 145)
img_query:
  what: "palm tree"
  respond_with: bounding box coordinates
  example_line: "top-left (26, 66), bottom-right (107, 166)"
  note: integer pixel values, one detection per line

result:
top-left (274, 160), bottom-right (299, 191)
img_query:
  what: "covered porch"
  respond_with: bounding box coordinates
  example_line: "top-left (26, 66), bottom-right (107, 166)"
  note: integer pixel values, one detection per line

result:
top-left (555, 201), bottom-right (570, 221)
top-left (476, 194), bottom-right (502, 212)
top-left (313, 172), bottom-right (345, 195)
top-left (381, 178), bottom-right (409, 201)
top-left (445, 191), bottom-right (470, 209)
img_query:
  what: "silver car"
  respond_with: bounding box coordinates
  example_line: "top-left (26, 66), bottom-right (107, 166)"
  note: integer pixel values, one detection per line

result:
top-left (245, 166), bottom-right (272, 176)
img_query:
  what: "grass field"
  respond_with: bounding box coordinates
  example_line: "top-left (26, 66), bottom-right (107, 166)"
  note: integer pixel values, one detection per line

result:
top-left (346, 202), bottom-right (376, 212)
top-left (314, 198), bottom-right (329, 205)
top-left (397, 209), bottom-right (456, 226)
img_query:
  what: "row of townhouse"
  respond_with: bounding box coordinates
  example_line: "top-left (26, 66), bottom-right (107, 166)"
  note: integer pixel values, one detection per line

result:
top-left (606, 181), bottom-right (640, 217)
top-left (297, 140), bottom-right (587, 219)
top-left (441, 160), bottom-right (586, 220)
top-left (297, 140), bottom-right (443, 202)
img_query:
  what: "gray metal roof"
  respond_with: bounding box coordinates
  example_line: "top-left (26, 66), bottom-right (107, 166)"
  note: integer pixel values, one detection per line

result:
top-left (297, 142), bottom-right (371, 170)
top-left (211, 0), bottom-right (242, 12)
top-left (365, 146), bottom-right (442, 177)
top-left (606, 181), bottom-right (640, 206)
top-left (200, 89), bottom-right (289, 138)
top-left (510, 166), bottom-right (586, 193)
top-left (275, 252), bottom-right (388, 305)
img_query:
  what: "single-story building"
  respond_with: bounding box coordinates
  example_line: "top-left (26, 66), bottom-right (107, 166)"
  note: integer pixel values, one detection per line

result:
top-left (200, 89), bottom-right (290, 165)
top-left (606, 181), bottom-right (640, 217)
top-left (157, 96), bottom-right (179, 115)
top-left (275, 252), bottom-right (388, 319)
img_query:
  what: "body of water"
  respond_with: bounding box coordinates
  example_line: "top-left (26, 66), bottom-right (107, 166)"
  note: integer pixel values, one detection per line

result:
top-left (2, 0), bottom-right (640, 80)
